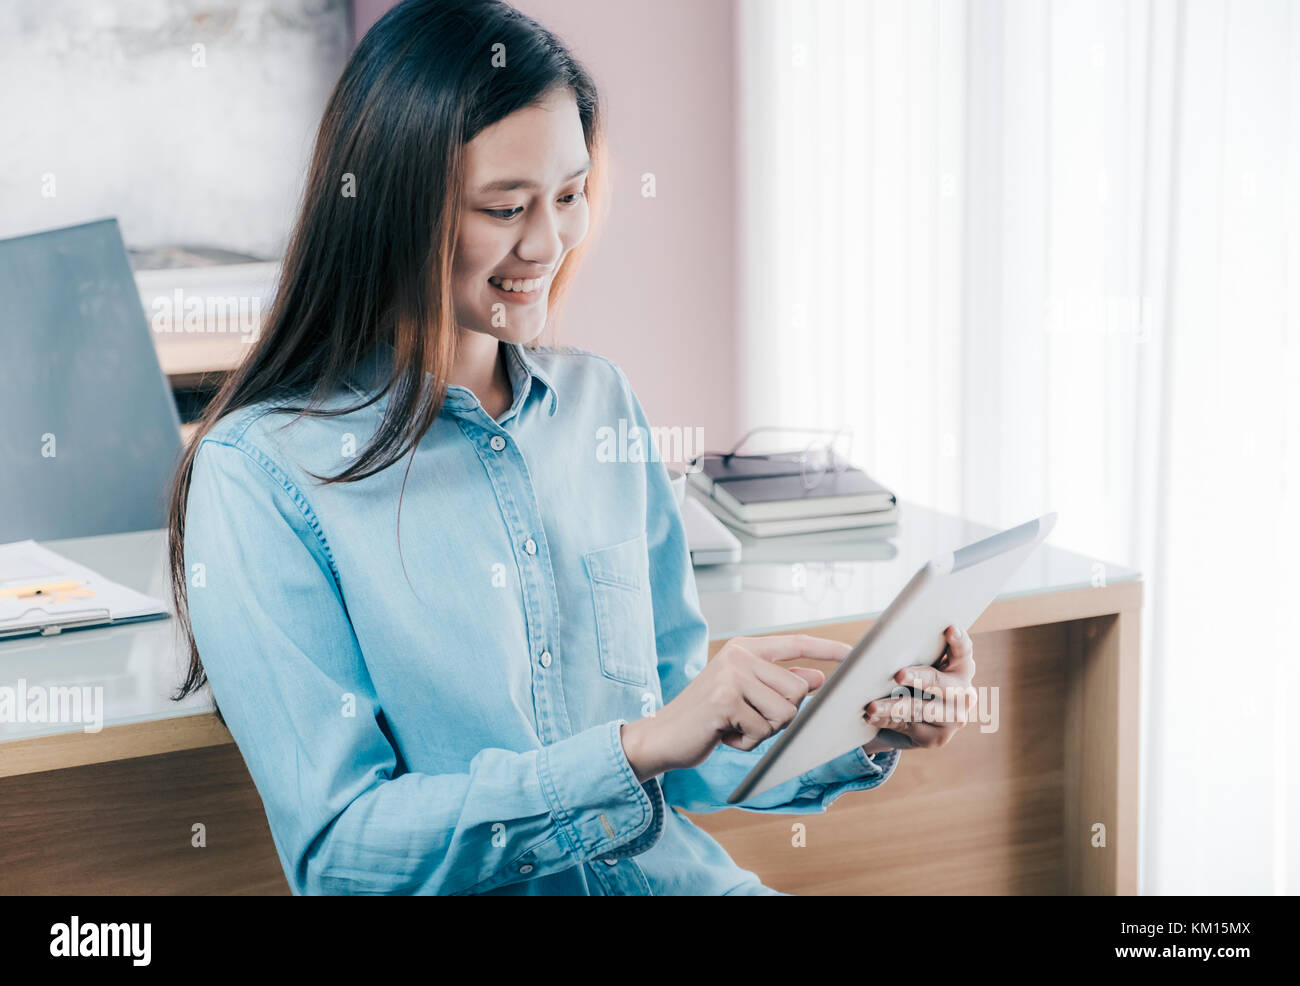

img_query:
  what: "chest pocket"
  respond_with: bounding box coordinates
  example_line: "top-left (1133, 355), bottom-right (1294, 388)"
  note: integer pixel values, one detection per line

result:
top-left (583, 532), bottom-right (657, 686)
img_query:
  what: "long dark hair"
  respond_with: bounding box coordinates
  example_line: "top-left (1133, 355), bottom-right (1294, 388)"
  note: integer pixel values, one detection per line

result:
top-left (169, 0), bottom-right (605, 705)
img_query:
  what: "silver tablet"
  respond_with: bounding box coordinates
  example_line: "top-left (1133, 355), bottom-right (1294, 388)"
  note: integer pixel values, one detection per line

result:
top-left (727, 512), bottom-right (1057, 804)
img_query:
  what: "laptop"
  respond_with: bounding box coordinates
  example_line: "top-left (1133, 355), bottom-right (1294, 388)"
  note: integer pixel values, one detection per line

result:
top-left (0, 218), bottom-right (183, 543)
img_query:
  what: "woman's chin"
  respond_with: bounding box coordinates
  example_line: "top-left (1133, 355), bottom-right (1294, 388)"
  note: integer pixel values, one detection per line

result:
top-left (488, 316), bottom-right (549, 347)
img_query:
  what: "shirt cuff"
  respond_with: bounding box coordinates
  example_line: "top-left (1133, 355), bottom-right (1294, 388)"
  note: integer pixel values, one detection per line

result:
top-left (795, 746), bottom-right (902, 807)
top-left (536, 719), bottom-right (666, 863)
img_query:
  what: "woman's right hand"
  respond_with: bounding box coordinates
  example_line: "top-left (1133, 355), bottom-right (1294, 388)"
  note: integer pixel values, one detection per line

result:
top-left (619, 634), bottom-right (851, 783)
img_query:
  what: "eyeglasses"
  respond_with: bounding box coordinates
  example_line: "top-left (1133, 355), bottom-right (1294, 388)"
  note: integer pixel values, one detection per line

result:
top-left (688, 426), bottom-right (854, 491)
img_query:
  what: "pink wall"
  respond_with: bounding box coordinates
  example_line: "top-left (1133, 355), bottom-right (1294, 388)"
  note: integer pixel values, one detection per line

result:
top-left (352, 0), bottom-right (739, 463)
top-left (350, 0), bottom-right (395, 39)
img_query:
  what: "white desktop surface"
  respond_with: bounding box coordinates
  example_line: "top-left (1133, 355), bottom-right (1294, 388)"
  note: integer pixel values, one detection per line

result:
top-left (0, 499), bottom-right (1139, 746)
top-left (0, 531), bottom-right (210, 743)
top-left (697, 504), bottom-right (1138, 639)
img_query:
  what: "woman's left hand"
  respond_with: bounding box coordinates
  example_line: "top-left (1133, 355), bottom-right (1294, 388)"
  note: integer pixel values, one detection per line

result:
top-left (862, 624), bottom-right (976, 754)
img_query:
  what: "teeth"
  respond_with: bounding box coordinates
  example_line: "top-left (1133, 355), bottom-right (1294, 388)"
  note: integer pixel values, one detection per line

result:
top-left (489, 276), bottom-right (542, 293)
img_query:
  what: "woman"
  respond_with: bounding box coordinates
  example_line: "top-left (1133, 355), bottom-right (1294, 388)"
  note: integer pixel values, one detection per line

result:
top-left (170, 0), bottom-right (976, 896)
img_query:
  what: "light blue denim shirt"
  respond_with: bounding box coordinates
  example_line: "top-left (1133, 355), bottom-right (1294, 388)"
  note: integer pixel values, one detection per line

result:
top-left (183, 339), bottom-right (900, 895)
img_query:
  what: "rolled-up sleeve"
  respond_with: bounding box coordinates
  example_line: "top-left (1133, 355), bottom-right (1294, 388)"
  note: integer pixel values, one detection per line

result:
top-left (608, 366), bottom-right (901, 815)
top-left (185, 436), bottom-right (663, 895)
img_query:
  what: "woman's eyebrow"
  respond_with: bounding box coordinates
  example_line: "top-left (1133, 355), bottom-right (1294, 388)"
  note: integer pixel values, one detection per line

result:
top-left (474, 160), bottom-right (591, 194)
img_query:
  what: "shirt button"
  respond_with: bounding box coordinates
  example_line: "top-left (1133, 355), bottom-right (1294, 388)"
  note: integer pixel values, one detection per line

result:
top-left (489, 435), bottom-right (506, 452)
top-left (524, 537), bottom-right (537, 555)
top-left (539, 650), bottom-right (552, 668)
top-left (602, 857), bottom-right (617, 866)
top-left (519, 863), bottom-right (534, 875)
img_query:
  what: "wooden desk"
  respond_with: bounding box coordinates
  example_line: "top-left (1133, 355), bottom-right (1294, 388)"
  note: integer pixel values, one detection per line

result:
top-left (686, 585), bottom-right (1140, 895)
top-left (0, 502), bottom-right (1140, 895)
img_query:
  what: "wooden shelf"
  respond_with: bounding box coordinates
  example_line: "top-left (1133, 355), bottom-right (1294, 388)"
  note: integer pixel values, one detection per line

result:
top-left (153, 333), bottom-right (249, 388)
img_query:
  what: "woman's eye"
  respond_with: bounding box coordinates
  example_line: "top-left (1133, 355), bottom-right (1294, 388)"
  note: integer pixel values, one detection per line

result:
top-left (484, 191), bottom-right (584, 221)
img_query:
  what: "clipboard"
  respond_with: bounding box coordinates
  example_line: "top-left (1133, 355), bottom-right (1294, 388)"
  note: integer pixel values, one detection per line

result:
top-left (0, 540), bottom-right (169, 640)
top-left (727, 512), bottom-right (1057, 804)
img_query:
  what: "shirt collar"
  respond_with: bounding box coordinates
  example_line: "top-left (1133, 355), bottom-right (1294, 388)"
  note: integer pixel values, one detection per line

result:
top-left (504, 339), bottom-right (559, 417)
top-left (346, 338), bottom-right (558, 418)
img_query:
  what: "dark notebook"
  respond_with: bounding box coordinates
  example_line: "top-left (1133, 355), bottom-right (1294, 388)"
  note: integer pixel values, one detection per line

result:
top-left (688, 452), bottom-right (896, 522)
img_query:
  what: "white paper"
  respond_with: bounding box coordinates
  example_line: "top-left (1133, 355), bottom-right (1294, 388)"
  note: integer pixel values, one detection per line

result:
top-left (0, 540), bottom-right (167, 638)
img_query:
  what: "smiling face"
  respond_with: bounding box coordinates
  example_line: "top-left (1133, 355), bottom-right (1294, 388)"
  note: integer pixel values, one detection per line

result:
top-left (453, 86), bottom-right (591, 345)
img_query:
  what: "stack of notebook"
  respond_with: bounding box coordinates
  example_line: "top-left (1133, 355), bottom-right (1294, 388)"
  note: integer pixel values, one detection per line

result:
top-left (686, 451), bottom-right (898, 538)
